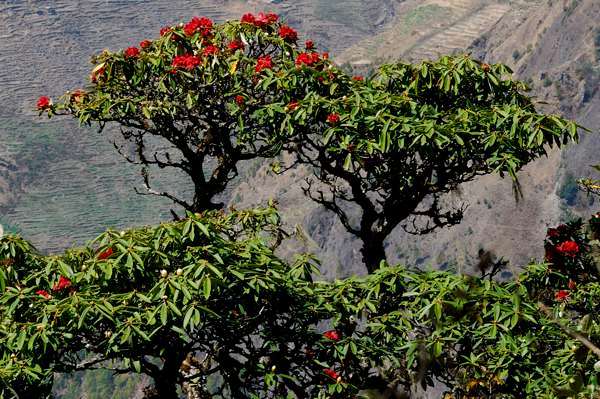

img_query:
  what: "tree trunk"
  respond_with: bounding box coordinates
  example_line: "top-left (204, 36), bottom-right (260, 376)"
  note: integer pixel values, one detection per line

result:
top-left (146, 354), bottom-right (183, 399)
top-left (360, 234), bottom-right (387, 274)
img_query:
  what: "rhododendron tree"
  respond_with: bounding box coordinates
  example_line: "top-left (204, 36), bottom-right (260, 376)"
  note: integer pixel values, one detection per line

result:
top-left (3, 208), bottom-right (600, 398)
top-left (42, 13), bottom-right (320, 214)
top-left (265, 55), bottom-right (581, 272)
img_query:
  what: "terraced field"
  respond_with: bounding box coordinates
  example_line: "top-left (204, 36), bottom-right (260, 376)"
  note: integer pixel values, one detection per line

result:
top-left (405, 1), bottom-right (511, 60)
top-left (338, 0), bottom-right (542, 65)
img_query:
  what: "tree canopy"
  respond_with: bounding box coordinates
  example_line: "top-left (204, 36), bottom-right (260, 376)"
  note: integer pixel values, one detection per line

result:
top-left (43, 13), bottom-right (322, 214)
top-left (2, 205), bottom-right (600, 398)
top-left (262, 55), bottom-right (580, 271)
top-left (40, 13), bottom-right (580, 272)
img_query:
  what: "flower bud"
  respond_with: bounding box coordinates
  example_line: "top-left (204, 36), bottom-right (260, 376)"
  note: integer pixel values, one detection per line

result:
top-left (176, 268), bottom-right (183, 276)
top-left (595, 360), bottom-right (600, 372)
top-left (160, 269), bottom-right (168, 278)
top-left (271, 365), bottom-right (276, 372)
top-left (336, 376), bottom-right (342, 384)
top-left (104, 330), bottom-right (112, 338)
top-left (162, 295), bottom-right (168, 301)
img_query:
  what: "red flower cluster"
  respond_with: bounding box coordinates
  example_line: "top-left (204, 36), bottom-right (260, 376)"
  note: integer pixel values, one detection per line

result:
top-left (160, 26), bottom-right (172, 36)
top-left (240, 13), bottom-right (255, 24)
top-left (555, 289), bottom-right (570, 301)
top-left (556, 240), bottom-right (579, 257)
top-left (235, 95), bottom-right (245, 106)
top-left (295, 52), bottom-right (320, 67)
top-left (184, 16), bottom-right (213, 37)
top-left (278, 25), bottom-right (298, 42)
top-left (172, 54), bottom-right (201, 70)
top-left (52, 276), bottom-right (72, 292)
top-left (228, 39), bottom-right (245, 52)
top-left (352, 75), bottom-right (364, 81)
top-left (98, 247), bottom-right (113, 260)
top-left (36, 96), bottom-right (51, 110)
top-left (36, 290), bottom-right (51, 299)
top-left (203, 45), bottom-right (219, 56)
top-left (124, 46), bottom-right (140, 59)
top-left (255, 55), bottom-right (273, 73)
top-left (323, 330), bottom-right (341, 341)
top-left (327, 113), bottom-right (340, 125)
top-left (241, 12), bottom-right (278, 28)
top-left (305, 40), bottom-right (315, 50)
top-left (140, 39), bottom-right (152, 49)
top-left (323, 368), bottom-right (340, 380)
top-left (287, 101), bottom-right (300, 111)
top-left (546, 227), bottom-right (560, 238)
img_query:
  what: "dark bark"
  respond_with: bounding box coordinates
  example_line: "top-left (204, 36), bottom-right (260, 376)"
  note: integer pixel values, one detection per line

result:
top-left (360, 234), bottom-right (387, 274)
top-left (146, 353), bottom-right (185, 399)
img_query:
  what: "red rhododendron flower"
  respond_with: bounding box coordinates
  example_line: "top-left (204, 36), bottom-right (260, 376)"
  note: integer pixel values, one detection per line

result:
top-left (253, 12), bottom-right (278, 27)
top-left (203, 45), bottom-right (219, 56)
top-left (568, 279), bottom-right (577, 290)
top-left (555, 290), bottom-right (570, 301)
top-left (278, 25), bottom-right (298, 42)
top-left (36, 96), bottom-right (51, 110)
top-left (287, 101), bottom-right (299, 111)
top-left (235, 95), bottom-right (245, 106)
top-left (295, 52), bottom-right (320, 67)
top-left (36, 290), bottom-right (51, 299)
top-left (160, 26), bottom-right (171, 36)
top-left (323, 330), bottom-right (341, 341)
top-left (228, 39), bottom-right (245, 52)
top-left (556, 240), bottom-right (579, 257)
top-left (98, 247), bottom-right (113, 260)
top-left (546, 227), bottom-right (560, 238)
top-left (305, 40), bottom-right (315, 50)
top-left (124, 46), bottom-right (140, 59)
top-left (184, 16), bottom-right (213, 37)
top-left (52, 276), bottom-right (72, 292)
top-left (544, 246), bottom-right (555, 262)
top-left (255, 55), bottom-right (273, 73)
top-left (322, 52), bottom-right (329, 60)
top-left (240, 13), bottom-right (256, 24)
top-left (353, 75), bottom-right (364, 81)
top-left (140, 39), bottom-right (152, 49)
top-left (323, 368), bottom-right (340, 380)
top-left (172, 54), bottom-right (201, 70)
top-left (327, 113), bottom-right (340, 125)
